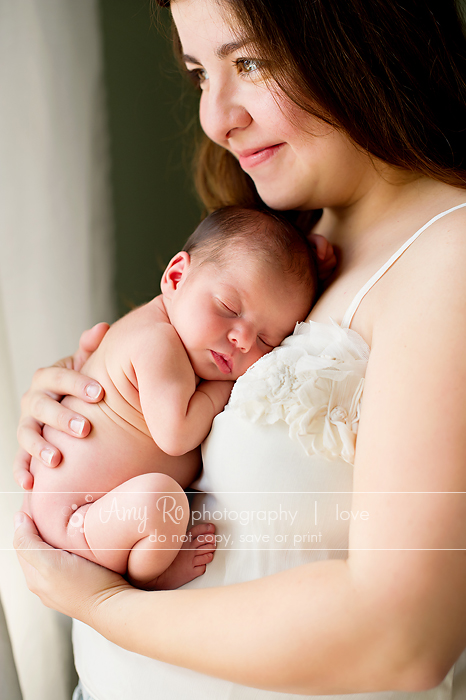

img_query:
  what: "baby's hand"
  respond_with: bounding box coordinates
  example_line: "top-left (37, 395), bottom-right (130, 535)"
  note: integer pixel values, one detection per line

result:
top-left (197, 380), bottom-right (234, 415)
top-left (308, 233), bottom-right (337, 281)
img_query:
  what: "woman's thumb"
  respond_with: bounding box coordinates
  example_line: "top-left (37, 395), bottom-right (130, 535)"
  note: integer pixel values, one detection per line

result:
top-left (13, 511), bottom-right (48, 560)
top-left (14, 511), bottom-right (26, 532)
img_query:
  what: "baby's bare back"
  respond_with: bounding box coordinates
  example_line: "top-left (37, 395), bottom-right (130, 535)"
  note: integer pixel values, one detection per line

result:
top-left (27, 300), bottom-right (201, 552)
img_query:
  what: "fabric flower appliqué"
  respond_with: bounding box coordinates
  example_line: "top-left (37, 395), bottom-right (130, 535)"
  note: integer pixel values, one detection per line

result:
top-left (227, 320), bottom-right (370, 465)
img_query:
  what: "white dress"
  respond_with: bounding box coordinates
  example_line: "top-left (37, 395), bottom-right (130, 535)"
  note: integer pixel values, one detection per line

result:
top-left (73, 204), bottom-right (466, 700)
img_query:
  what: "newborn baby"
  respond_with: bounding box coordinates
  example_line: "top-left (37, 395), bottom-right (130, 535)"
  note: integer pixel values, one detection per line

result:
top-left (25, 206), bottom-right (318, 589)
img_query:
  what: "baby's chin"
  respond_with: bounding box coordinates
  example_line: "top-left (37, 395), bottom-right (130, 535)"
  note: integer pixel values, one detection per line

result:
top-left (191, 361), bottom-right (233, 382)
top-left (196, 366), bottom-right (239, 382)
top-left (192, 351), bottom-right (270, 383)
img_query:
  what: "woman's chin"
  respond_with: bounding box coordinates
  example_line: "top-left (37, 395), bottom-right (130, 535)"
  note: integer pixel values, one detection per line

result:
top-left (253, 179), bottom-right (313, 212)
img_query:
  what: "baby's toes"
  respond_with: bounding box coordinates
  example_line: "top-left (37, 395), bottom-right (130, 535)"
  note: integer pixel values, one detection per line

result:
top-left (188, 522), bottom-right (215, 541)
top-left (195, 532), bottom-right (217, 550)
top-left (183, 523), bottom-right (217, 549)
top-left (195, 541), bottom-right (216, 559)
top-left (194, 551), bottom-right (214, 568)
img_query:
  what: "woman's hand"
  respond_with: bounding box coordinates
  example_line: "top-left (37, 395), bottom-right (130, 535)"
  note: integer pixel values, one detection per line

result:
top-left (14, 322), bottom-right (110, 489)
top-left (13, 512), bottom-right (130, 622)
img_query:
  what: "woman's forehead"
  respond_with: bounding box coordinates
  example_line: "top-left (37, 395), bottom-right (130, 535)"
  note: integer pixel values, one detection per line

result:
top-left (170, 0), bottom-right (243, 45)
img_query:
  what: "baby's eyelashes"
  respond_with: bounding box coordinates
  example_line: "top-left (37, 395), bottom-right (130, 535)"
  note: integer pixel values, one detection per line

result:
top-left (216, 298), bottom-right (239, 316)
top-left (258, 336), bottom-right (274, 349)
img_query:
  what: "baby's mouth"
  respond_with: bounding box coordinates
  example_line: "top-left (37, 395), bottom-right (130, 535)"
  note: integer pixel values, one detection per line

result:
top-left (211, 351), bottom-right (233, 374)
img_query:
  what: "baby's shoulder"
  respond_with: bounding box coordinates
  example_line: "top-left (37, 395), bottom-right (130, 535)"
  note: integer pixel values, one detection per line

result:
top-left (112, 298), bottom-right (168, 336)
top-left (103, 299), bottom-right (177, 359)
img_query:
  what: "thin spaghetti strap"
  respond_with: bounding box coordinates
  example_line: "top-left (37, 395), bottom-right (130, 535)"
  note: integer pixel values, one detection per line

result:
top-left (340, 203), bottom-right (466, 329)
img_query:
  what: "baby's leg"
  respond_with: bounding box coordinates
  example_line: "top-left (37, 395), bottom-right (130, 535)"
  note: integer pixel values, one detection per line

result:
top-left (83, 473), bottom-right (189, 584)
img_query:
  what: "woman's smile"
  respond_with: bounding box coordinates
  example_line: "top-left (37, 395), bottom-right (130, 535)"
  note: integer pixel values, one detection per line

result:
top-left (235, 143), bottom-right (286, 170)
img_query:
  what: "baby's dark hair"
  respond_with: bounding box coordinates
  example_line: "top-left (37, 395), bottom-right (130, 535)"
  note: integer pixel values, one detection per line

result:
top-left (183, 206), bottom-right (318, 305)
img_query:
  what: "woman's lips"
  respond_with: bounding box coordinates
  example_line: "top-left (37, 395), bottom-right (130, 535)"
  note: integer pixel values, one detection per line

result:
top-left (237, 143), bottom-right (285, 170)
top-left (211, 351), bottom-right (232, 374)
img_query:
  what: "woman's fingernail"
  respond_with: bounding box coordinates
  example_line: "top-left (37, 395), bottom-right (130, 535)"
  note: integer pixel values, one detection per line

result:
top-left (14, 512), bottom-right (24, 531)
top-left (85, 383), bottom-right (101, 399)
top-left (40, 448), bottom-right (54, 466)
top-left (69, 418), bottom-right (85, 435)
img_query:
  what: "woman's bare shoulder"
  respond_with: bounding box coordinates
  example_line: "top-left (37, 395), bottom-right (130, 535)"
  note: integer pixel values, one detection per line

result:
top-left (370, 204), bottom-right (466, 329)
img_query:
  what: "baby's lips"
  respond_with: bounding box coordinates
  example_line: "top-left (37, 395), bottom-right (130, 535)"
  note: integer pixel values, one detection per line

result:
top-left (211, 350), bottom-right (233, 374)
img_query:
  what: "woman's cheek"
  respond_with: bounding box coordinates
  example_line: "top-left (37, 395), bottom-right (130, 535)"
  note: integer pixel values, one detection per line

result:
top-left (199, 94), bottom-right (218, 146)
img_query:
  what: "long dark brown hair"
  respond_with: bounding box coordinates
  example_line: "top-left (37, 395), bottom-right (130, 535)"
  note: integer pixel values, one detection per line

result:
top-left (155, 0), bottom-right (466, 210)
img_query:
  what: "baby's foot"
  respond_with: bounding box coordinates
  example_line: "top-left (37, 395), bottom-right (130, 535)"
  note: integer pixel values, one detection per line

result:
top-left (150, 523), bottom-right (216, 591)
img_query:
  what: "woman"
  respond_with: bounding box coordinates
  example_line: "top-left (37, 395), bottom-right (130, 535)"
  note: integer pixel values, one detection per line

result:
top-left (13, 0), bottom-right (466, 698)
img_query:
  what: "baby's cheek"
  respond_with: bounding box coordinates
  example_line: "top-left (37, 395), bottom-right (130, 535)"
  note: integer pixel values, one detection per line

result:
top-left (250, 347), bottom-right (271, 368)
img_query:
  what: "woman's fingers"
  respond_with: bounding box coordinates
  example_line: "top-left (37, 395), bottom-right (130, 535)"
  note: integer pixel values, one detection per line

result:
top-left (13, 448), bottom-right (34, 490)
top-left (14, 511), bottom-right (55, 563)
top-left (16, 413), bottom-right (65, 471)
top-left (16, 365), bottom-right (104, 468)
top-left (74, 322), bottom-right (110, 372)
top-left (14, 512), bottom-right (130, 621)
top-left (14, 324), bottom-right (108, 486)
top-left (13, 512), bottom-right (67, 610)
top-left (24, 365), bottom-right (103, 404)
top-left (17, 391), bottom-right (92, 469)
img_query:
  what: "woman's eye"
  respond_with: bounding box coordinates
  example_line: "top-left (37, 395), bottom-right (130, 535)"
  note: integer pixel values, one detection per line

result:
top-left (235, 58), bottom-right (261, 75)
top-left (187, 67), bottom-right (209, 89)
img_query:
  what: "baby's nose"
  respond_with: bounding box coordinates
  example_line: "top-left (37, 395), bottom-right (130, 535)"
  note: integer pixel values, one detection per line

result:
top-left (229, 324), bottom-right (254, 352)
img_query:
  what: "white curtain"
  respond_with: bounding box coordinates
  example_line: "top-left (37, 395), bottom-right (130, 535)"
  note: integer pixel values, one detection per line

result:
top-left (0, 1), bottom-right (114, 699)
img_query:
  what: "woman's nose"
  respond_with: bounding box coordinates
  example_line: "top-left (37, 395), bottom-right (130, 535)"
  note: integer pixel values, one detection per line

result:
top-left (199, 81), bottom-right (252, 144)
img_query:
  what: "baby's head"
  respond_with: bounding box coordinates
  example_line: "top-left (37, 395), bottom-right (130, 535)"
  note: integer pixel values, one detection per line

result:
top-left (161, 206), bottom-right (317, 380)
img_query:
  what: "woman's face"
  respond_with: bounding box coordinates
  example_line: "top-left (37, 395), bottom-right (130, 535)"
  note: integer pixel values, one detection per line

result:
top-left (171, 0), bottom-right (375, 211)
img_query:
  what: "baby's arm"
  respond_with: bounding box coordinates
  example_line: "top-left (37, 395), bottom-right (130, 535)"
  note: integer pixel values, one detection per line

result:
top-left (132, 323), bottom-right (233, 456)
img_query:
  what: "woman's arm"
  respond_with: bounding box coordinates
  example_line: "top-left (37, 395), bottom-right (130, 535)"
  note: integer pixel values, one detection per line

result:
top-left (14, 322), bottom-right (109, 488)
top-left (13, 511), bottom-right (456, 695)
top-left (14, 237), bottom-right (466, 693)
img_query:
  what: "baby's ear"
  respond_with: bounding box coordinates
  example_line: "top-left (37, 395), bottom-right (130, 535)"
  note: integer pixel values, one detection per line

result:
top-left (161, 251), bottom-right (191, 298)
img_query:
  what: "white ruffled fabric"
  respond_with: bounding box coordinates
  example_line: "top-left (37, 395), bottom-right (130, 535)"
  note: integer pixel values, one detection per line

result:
top-left (227, 320), bottom-right (370, 465)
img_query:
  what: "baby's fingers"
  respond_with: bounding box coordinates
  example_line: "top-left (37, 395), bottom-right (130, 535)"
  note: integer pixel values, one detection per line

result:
top-left (307, 233), bottom-right (338, 281)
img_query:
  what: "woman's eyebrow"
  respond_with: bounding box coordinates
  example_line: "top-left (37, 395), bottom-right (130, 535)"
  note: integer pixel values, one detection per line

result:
top-left (182, 39), bottom-right (252, 65)
top-left (182, 54), bottom-right (201, 65)
top-left (215, 39), bottom-right (252, 59)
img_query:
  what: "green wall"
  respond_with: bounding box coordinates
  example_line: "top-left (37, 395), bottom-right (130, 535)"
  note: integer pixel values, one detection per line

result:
top-left (98, 0), bottom-right (202, 316)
